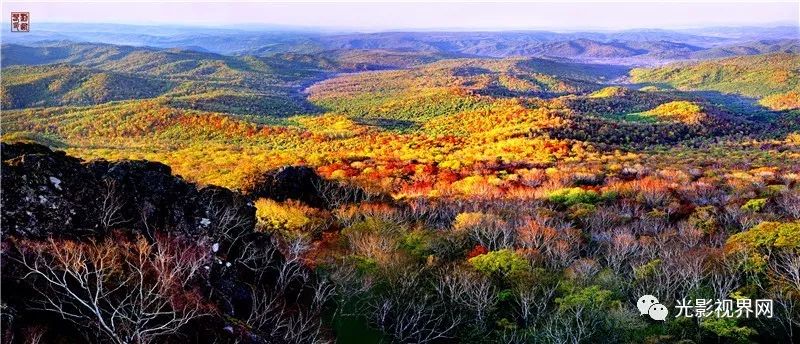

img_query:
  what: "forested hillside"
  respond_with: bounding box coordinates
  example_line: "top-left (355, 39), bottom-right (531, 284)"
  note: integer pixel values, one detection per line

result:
top-left (0, 43), bottom-right (332, 114)
top-left (1, 64), bottom-right (174, 108)
top-left (307, 58), bottom-right (629, 122)
top-left (630, 53), bottom-right (800, 101)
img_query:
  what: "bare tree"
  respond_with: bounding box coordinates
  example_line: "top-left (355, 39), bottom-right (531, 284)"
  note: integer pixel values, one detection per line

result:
top-left (777, 190), bottom-right (800, 219)
top-left (540, 309), bottom-right (594, 344)
top-left (136, 202), bottom-right (155, 239)
top-left (276, 235), bottom-right (312, 292)
top-left (21, 325), bottom-right (46, 344)
top-left (514, 281), bottom-right (559, 326)
top-left (498, 327), bottom-right (532, 344)
top-left (14, 236), bottom-right (210, 344)
top-left (278, 306), bottom-right (330, 344)
top-left (676, 222), bottom-right (703, 248)
top-left (605, 229), bottom-right (638, 275)
top-left (313, 178), bottom-right (376, 210)
top-left (635, 179), bottom-right (672, 209)
top-left (632, 240), bottom-right (684, 302)
top-left (99, 179), bottom-right (125, 229)
top-left (334, 202), bottom-right (408, 228)
top-left (567, 258), bottom-right (601, 283)
top-left (585, 206), bottom-right (619, 232)
top-left (204, 189), bottom-right (254, 256)
top-left (516, 220), bottom-right (557, 252)
top-left (680, 181), bottom-right (730, 207)
top-left (346, 229), bottom-right (398, 267)
top-left (673, 248), bottom-right (708, 296)
top-left (768, 287), bottom-right (799, 341)
top-left (246, 283), bottom-right (333, 344)
top-left (545, 229), bottom-right (582, 270)
top-left (708, 254), bottom-right (741, 300)
top-left (237, 239), bottom-right (279, 283)
top-left (374, 293), bottom-right (461, 344)
top-left (239, 233), bottom-right (333, 344)
top-left (771, 251), bottom-right (800, 293)
top-left (470, 223), bottom-right (515, 251)
top-left (435, 267), bottom-right (496, 330)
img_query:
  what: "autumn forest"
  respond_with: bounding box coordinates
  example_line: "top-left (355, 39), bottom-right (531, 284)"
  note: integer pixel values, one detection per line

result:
top-left (1, 13), bottom-right (800, 344)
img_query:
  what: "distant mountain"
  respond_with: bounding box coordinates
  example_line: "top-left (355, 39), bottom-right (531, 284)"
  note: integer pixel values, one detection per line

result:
top-left (691, 39), bottom-right (800, 59)
top-left (237, 31), bottom-right (797, 64)
top-left (678, 25), bottom-right (800, 41)
top-left (538, 39), bottom-right (644, 58)
top-left (627, 40), bottom-right (704, 59)
top-left (322, 49), bottom-right (451, 71)
top-left (3, 23), bottom-right (796, 64)
top-left (2, 23), bottom-right (320, 55)
top-left (242, 33), bottom-right (715, 61)
top-left (598, 29), bottom-right (727, 46)
top-left (263, 49), bottom-right (452, 72)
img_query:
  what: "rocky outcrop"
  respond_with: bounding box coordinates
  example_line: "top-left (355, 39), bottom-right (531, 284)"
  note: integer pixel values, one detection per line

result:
top-left (1, 143), bottom-right (322, 343)
top-left (245, 166), bottom-right (330, 208)
top-left (2, 143), bottom-right (103, 237)
top-left (1, 142), bottom-right (254, 239)
top-left (245, 165), bottom-right (374, 209)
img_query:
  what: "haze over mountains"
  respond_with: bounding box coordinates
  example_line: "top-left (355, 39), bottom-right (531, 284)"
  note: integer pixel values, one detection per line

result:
top-left (4, 23), bottom-right (798, 64)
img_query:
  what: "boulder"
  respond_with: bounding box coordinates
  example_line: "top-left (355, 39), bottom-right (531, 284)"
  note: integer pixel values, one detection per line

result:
top-left (1, 142), bottom-right (102, 237)
top-left (246, 166), bottom-right (328, 208)
top-left (245, 165), bottom-right (373, 209)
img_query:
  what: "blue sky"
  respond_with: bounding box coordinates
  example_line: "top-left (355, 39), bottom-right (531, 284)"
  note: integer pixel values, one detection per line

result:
top-left (2, 1), bottom-right (798, 31)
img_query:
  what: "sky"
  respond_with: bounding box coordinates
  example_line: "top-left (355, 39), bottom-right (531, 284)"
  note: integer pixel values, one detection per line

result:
top-left (1, 1), bottom-right (798, 32)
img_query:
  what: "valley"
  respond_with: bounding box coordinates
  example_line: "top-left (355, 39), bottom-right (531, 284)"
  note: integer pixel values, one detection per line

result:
top-left (2, 23), bottom-right (800, 344)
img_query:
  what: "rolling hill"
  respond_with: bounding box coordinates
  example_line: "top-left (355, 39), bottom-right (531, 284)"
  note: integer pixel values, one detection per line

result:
top-left (307, 57), bottom-right (630, 122)
top-left (629, 53), bottom-right (800, 101)
top-left (1, 42), bottom-right (319, 85)
top-left (1, 64), bottom-right (174, 108)
top-left (0, 43), bottom-right (333, 114)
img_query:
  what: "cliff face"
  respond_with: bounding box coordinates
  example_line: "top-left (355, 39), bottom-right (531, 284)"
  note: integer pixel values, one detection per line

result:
top-left (1, 143), bottom-right (326, 344)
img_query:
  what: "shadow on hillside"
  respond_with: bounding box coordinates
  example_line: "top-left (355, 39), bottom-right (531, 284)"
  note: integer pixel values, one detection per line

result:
top-left (628, 82), bottom-right (784, 119)
top-left (473, 85), bottom-right (568, 99)
top-left (166, 90), bottom-right (325, 118)
top-left (676, 90), bottom-right (781, 120)
top-left (452, 66), bottom-right (495, 77)
top-left (354, 118), bottom-right (419, 131)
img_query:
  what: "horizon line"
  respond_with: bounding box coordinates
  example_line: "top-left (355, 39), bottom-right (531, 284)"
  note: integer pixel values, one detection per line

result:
top-left (9, 20), bottom-right (800, 34)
